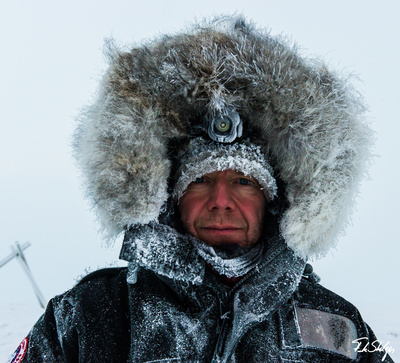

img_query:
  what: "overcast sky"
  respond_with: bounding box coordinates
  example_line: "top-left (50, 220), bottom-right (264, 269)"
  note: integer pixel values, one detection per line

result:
top-left (1, 0), bottom-right (399, 337)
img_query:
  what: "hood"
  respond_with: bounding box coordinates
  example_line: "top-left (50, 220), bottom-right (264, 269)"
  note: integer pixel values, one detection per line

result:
top-left (73, 15), bottom-right (372, 259)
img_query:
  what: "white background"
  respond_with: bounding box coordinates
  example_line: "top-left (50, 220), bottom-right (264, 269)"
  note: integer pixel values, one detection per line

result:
top-left (1, 1), bottom-right (399, 360)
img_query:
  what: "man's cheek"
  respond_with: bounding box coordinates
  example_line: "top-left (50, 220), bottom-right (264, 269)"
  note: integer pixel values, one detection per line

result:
top-left (181, 218), bottom-right (196, 236)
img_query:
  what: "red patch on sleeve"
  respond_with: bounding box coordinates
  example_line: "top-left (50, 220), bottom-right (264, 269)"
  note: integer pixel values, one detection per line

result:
top-left (8, 337), bottom-right (28, 363)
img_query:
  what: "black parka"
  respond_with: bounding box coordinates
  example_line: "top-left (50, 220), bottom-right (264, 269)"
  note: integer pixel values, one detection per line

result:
top-left (19, 242), bottom-right (392, 362)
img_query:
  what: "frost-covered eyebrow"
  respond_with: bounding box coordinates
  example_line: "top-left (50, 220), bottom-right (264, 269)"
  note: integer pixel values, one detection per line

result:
top-left (231, 171), bottom-right (261, 185)
top-left (199, 170), bottom-right (262, 187)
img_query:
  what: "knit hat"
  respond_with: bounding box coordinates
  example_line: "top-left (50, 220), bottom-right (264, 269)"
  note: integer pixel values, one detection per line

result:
top-left (173, 138), bottom-right (277, 202)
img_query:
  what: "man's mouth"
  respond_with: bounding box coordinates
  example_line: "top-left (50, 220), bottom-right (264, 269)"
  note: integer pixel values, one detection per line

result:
top-left (203, 225), bottom-right (241, 229)
top-left (202, 226), bottom-right (242, 233)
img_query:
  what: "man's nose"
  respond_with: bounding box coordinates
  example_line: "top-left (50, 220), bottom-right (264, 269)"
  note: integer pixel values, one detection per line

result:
top-left (207, 182), bottom-right (235, 211)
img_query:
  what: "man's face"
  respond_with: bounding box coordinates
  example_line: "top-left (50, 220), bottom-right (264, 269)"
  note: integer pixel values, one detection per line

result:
top-left (178, 169), bottom-right (266, 247)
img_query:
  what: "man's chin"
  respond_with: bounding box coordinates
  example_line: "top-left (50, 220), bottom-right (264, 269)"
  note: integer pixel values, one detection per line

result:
top-left (198, 236), bottom-right (255, 249)
top-left (214, 242), bottom-right (252, 252)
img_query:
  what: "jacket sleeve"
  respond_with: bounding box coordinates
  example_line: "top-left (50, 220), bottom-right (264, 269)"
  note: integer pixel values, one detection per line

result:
top-left (12, 268), bottom-right (129, 362)
top-left (18, 295), bottom-right (78, 362)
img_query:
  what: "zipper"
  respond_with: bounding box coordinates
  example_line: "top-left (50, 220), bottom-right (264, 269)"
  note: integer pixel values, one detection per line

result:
top-left (209, 250), bottom-right (280, 363)
top-left (211, 291), bottom-right (230, 363)
top-left (210, 242), bottom-right (293, 362)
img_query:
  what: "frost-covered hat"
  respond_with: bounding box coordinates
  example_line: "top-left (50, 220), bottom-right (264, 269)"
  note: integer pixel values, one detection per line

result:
top-left (173, 138), bottom-right (277, 201)
top-left (73, 15), bottom-right (372, 259)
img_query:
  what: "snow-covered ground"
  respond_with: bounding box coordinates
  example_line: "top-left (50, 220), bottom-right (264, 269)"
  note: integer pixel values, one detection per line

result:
top-left (1, 303), bottom-right (43, 362)
top-left (1, 300), bottom-right (398, 361)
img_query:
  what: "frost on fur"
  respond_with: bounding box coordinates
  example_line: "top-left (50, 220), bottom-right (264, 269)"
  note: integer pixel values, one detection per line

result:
top-left (73, 15), bottom-right (372, 258)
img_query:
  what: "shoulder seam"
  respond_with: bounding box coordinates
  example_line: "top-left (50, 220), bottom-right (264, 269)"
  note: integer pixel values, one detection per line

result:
top-left (77, 267), bottom-right (127, 286)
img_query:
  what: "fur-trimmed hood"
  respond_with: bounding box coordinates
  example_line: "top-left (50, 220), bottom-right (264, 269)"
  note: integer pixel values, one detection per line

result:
top-left (74, 15), bottom-right (371, 259)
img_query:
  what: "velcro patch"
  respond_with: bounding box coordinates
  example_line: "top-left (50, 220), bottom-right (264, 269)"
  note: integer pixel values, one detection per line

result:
top-left (8, 337), bottom-right (28, 363)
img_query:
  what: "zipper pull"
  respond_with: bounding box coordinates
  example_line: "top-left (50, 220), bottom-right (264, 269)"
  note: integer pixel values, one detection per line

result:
top-left (218, 291), bottom-right (228, 317)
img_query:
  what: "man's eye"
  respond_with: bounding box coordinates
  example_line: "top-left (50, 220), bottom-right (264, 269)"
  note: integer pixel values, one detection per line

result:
top-left (238, 178), bottom-right (255, 186)
top-left (194, 177), bottom-right (205, 183)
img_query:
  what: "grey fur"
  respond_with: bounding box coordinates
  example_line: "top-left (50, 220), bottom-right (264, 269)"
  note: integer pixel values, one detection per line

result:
top-left (73, 15), bottom-right (372, 258)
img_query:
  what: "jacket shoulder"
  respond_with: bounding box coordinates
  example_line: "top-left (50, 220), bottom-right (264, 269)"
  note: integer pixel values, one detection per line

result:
top-left (25, 267), bottom-right (131, 361)
top-left (297, 277), bottom-right (362, 319)
top-left (54, 267), bottom-right (130, 315)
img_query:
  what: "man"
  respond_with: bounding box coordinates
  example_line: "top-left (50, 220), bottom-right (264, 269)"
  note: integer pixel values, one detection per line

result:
top-left (10, 16), bottom-right (392, 362)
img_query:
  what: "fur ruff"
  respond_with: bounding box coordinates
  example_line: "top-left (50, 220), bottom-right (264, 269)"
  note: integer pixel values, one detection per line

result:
top-left (73, 15), bottom-right (372, 258)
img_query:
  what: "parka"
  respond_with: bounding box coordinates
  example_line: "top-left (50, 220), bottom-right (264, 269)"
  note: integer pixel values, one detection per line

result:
top-left (19, 238), bottom-right (392, 362)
